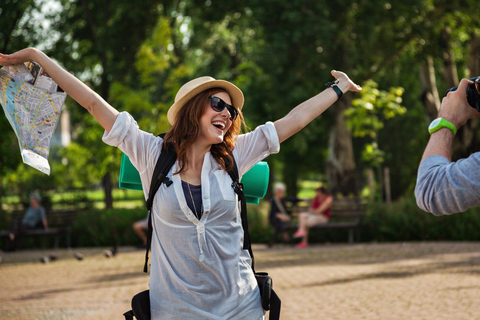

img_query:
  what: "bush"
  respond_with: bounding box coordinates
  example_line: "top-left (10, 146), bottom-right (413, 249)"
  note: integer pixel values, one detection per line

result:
top-left (12, 195), bottom-right (480, 249)
top-left (72, 208), bottom-right (146, 247)
top-left (72, 204), bottom-right (273, 247)
top-left (248, 202), bottom-right (273, 244)
top-left (362, 196), bottom-right (480, 242)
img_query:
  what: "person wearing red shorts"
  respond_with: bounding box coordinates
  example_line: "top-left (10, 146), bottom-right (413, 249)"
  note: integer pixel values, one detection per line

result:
top-left (293, 187), bottom-right (332, 248)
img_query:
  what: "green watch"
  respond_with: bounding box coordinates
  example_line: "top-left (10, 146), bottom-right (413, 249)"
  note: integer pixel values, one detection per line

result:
top-left (428, 117), bottom-right (457, 136)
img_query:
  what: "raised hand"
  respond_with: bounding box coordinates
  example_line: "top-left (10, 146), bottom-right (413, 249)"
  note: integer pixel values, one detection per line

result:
top-left (0, 48), bottom-right (36, 66)
top-left (439, 78), bottom-right (480, 129)
top-left (331, 70), bottom-right (362, 94)
top-left (1, 48), bottom-right (119, 131)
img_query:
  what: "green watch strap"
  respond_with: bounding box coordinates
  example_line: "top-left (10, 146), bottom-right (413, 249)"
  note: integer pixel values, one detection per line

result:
top-left (428, 117), bottom-right (457, 136)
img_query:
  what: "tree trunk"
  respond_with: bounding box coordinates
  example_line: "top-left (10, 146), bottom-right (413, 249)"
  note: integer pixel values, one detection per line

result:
top-left (101, 69), bottom-right (113, 209)
top-left (283, 159), bottom-right (298, 199)
top-left (0, 178), bottom-right (3, 210)
top-left (367, 168), bottom-right (375, 203)
top-left (384, 167), bottom-right (391, 204)
top-left (468, 34), bottom-right (480, 76)
top-left (420, 56), bottom-right (441, 122)
top-left (1, 3), bottom-right (31, 52)
top-left (441, 27), bottom-right (459, 89)
top-left (81, 0), bottom-right (114, 209)
top-left (100, 53), bottom-right (114, 209)
top-left (102, 172), bottom-right (113, 209)
top-left (267, 162), bottom-right (276, 199)
top-left (326, 95), bottom-right (357, 196)
top-left (376, 164), bottom-right (384, 201)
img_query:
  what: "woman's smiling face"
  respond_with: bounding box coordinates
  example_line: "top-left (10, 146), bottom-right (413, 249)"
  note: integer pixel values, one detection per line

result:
top-left (198, 91), bottom-right (233, 145)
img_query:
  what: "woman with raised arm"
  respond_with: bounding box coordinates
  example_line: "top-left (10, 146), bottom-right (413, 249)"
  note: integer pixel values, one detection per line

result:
top-left (0, 48), bottom-right (361, 319)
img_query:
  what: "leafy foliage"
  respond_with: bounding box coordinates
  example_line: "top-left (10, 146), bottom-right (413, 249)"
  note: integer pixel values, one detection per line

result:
top-left (2, 1), bottom-right (480, 211)
top-left (363, 196), bottom-right (480, 242)
top-left (346, 80), bottom-right (406, 167)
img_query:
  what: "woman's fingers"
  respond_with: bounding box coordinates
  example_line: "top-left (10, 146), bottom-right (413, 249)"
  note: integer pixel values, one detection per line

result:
top-left (0, 53), bottom-right (11, 65)
top-left (351, 83), bottom-right (362, 91)
top-left (330, 70), bottom-right (362, 92)
top-left (0, 49), bottom-right (33, 66)
top-left (0, 53), bottom-right (19, 66)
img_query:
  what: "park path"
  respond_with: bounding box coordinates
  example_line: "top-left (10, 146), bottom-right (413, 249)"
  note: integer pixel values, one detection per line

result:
top-left (1, 242), bottom-right (480, 319)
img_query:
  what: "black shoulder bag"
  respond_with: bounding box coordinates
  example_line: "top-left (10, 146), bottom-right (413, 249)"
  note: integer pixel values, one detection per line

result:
top-left (124, 138), bottom-right (281, 320)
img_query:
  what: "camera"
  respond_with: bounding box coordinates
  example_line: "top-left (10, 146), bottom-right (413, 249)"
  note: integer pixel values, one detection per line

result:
top-left (446, 76), bottom-right (480, 111)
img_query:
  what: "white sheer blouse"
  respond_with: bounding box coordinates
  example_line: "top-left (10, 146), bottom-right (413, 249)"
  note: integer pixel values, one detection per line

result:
top-left (103, 112), bottom-right (280, 319)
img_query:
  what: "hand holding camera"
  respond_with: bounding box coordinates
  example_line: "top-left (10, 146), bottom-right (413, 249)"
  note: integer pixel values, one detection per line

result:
top-left (441, 78), bottom-right (480, 129)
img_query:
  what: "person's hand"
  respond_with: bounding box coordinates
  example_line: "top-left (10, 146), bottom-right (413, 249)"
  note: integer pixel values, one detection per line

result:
top-left (439, 78), bottom-right (480, 128)
top-left (0, 48), bottom-right (38, 66)
top-left (276, 213), bottom-right (291, 223)
top-left (331, 70), bottom-right (362, 94)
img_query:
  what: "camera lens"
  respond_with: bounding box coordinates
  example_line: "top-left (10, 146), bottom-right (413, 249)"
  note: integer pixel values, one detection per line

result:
top-left (475, 77), bottom-right (480, 95)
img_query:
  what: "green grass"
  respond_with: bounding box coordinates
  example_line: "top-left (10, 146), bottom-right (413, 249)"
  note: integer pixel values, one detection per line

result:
top-left (47, 188), bottom-right (144, 202)
top-left (296, 180), bottom-right (323, 199)
top-left (2, 179), bottom-right (321, 211)
top-left (1, 188), bottom-right (145, 211)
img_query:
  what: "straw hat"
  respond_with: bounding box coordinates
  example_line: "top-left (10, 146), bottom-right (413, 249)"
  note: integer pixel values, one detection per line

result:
top-left (167, 76), bottom-right (244, 125)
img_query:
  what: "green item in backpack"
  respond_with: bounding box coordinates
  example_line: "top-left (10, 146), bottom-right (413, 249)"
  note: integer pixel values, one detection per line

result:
top-left (119, 153), bottom-right (269, 204)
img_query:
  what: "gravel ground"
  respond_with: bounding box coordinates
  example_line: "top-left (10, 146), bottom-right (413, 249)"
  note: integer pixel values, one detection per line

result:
top-left (1, 242), bottom-right (480, 320)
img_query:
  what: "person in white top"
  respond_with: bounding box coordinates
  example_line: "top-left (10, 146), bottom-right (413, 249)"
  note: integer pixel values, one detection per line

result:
top-left (0, 48), bottom-right (361, 319)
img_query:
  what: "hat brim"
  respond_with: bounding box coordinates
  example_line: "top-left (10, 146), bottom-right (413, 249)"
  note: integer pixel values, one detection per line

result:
top-left (167, 80), bottom-right (244, 125)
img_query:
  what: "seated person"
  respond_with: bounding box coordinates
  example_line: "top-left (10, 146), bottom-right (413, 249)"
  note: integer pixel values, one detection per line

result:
top-left (132, 214), bottom-right (149, 247)
top-left (8, 193), bottom-right (48, 251)
top-left (268, 183), bottom-right (292, 247)
top-left (293, 186), bottom-right (332, 248)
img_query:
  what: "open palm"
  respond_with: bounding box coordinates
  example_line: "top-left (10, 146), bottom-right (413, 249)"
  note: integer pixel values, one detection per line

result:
top-left (331, 70), bottom-right (362, 93)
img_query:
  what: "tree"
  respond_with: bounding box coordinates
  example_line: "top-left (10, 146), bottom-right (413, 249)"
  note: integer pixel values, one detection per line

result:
top-left (132, 0), bottom-right (450, 197)
top-left (345, 80), bottom-right (406, 200)
top-left (0, 0), bottom-right (52, 203)
top-left (50, 0), bottom-right (165, 208)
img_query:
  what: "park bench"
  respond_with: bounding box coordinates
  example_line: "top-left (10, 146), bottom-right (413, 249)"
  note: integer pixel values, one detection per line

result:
top-left (288, 197), bottom-right (367, 243)
top-left (0, 209), bottom-right (76, 249)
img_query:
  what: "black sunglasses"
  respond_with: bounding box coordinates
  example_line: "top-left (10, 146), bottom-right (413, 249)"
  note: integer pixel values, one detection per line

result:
top-left (209, 95), bottom-right (238, 121)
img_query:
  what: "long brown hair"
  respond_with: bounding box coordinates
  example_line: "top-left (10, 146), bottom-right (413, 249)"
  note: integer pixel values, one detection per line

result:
top-left (163, 88), bottom-right (246, 174)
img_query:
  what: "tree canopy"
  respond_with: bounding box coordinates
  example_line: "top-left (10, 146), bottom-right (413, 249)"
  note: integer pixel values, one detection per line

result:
top-left (2, 0), bottom-right (480, 204)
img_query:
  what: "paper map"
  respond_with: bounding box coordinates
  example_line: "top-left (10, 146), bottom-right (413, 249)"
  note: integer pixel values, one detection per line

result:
top-left (0, 63), bottom-right (66, 175)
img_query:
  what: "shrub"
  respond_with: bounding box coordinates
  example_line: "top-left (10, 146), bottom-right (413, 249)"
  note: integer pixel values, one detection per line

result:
top-left (248, 202), bottom-right (273, 244)
top-left (72, 203), bottom-right (273, 247)
top-left (10, 195), bottom-right (480, 249)
top-left (363, 196), bottom-right (480, 242)
top-left (72, 208), bottom-right (146, 247)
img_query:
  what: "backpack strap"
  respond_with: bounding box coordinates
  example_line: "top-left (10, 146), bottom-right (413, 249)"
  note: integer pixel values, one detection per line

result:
top-left (225, 156), bottom-right (255, 271)
top-left (226, 156), bottom-right (281, 320)
top-left (143, 134), bottom-right (177, 273)
top-left (123, 310), bottom-right (134, 320)
top-left (269, 290), bottom-right (281, 320)
top-left (140, 144), bottom-right (280, 319)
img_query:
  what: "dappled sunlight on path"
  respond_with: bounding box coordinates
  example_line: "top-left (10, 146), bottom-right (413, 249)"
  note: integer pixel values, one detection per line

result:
top-left (1, 243), bottom-right (480, 319)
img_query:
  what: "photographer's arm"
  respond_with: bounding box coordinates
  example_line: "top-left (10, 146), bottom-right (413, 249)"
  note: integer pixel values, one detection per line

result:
top-left (415, 152), bottom-right (480, 215)
top-left (420, 129), bottom-right (454, 163)
top-left (274, 70), bottom-right (361, 143)
top-left (415, 78), bottom-right (480, 215)
top-left (420, 79), bottom-right (479, 162)
top-left (0, 48), bottom-right (118, 132)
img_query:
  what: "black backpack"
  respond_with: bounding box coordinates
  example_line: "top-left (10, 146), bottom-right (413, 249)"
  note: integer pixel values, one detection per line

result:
top-left (124, 135), bottom-right (281, 320)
